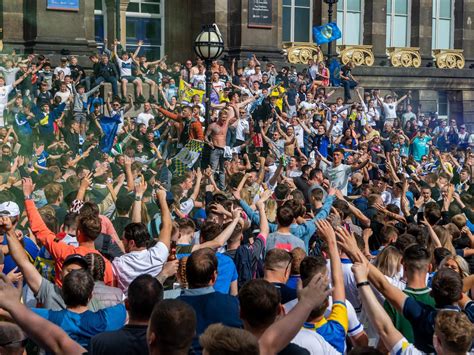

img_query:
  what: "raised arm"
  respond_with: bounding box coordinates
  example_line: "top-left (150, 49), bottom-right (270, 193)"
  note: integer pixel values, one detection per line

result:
top-left (156, 189), bottom-right (172, 249)
top-left (4, 218), bottom-right (42, 294)
top-left (196, 208), bottom-right (242, 250)
top-left (189, 169), bottom-right (203, 201)
top-left (12, 68), bottom-right (31, 89)
top-left (131, 178), bottom-right (147, 223)
top-left (0, 274), bottom-right (85, 355)
top-left (351, 261), bottom-right (405, 352)
top-left (132, 40), bottom-right (143, 60)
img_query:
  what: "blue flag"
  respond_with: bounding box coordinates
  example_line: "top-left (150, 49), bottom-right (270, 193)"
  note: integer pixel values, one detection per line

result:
top-left (99, 114), bottom-right (121, 153)
top-left (313, 22), bottom-right (341, 45)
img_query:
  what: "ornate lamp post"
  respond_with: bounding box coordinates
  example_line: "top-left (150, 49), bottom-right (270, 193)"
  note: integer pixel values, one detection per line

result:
top-left (323, 0), bottom-right (339, 62)
top-left (193, 25), bottom-right (224, 126)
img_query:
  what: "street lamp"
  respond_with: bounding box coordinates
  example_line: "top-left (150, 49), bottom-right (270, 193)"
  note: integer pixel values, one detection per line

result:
top-left (194, 24), bottom-right (224, 126)
top-left (323, 0), bottom-right (339, 63)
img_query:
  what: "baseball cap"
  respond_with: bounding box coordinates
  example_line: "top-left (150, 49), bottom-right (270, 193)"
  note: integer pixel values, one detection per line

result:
top-left (63, 254), bottom-right (89, 270)
top-left (460, 124), bottom-right (466, 129)
top-left (0, 202), bottom-right (20, 217)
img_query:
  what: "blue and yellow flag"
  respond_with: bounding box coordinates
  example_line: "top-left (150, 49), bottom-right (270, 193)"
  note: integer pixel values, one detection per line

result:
top-left (313, 22), bottom-right (341, 45)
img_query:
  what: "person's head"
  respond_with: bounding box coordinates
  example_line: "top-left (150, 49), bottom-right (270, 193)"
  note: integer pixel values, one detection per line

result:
top-left (401, 244), bottom-right (431, 278)
top-left (380, 225), bottom-right (398, 246)
top-left (290, 247), bottom-right (306, 276)
top-left (276, 205), bottom-right (295, 228)
top-left (439, 255), bottom-right (470, 279)
top-left (264, 249), bottom-right (293, 283)
top-left (200, 324), bottom-right (259, 355)
top-left (0, 202), bottom-right (20, 234)
top-left (299, 256), bottom-right (329, 318)
top-left (430, 268), bottom-right (463, 307)
top-left (127, 274), bottom-right (163, 322)
top-left (186, 248), bottom-right (218, 289)
top-left (83, 252), bottom-right (106, 282)
top-left (433, 311), bottom-right (474, 354)
top-left (123, 223), bottom-right (151, 252)
top-left (62, 269), bottom-right (94, 307)
top-left (332, 148), bottom-right (345, 165)
top-left (44, 182), bottom-right (63, 204)
top-left (239, 279), bottom-right (282, 332)
top-left (374, 246), bottom-right (403, 278)
top-left (147, 299), bottom-right (196, 355)
top-left (115, 194), bottom-right (134, 217)
top-left (421, 186), bottom-right (432, 201)
top-left (0, 322), bottom-right (27, 355)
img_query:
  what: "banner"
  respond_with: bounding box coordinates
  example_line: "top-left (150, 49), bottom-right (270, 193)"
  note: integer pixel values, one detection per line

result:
top-left (47, 0), bottom-right (79, 11)
top-left (178, 81), bottom-right (205, 103)
top-left (313, 22), bottom-right (342, 45)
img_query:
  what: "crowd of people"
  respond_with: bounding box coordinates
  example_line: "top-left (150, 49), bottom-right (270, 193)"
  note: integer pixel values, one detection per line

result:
top-left (0, 38), bottom-right (473, 355)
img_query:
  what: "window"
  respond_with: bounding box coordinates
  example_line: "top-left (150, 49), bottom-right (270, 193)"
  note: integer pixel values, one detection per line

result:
top-left (94, 0), bottom-right (106, 45)
top-left (336, 0), bottom-right (363, 45)
top-left (126, 0), bottom-right (164, 60)
top-left (432, 0), bottom-right (454, 49)
top-left (282, 0), bottom-right (312, 42)
top-left (386, 0), bottom-right (410, 47)
top-left (438, 91), bottom-right (449, 118)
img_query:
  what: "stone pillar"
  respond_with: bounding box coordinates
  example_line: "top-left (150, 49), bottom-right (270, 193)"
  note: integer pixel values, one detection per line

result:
top-left (418, 90), bottom-right (438, 113)
top-left (119, 0), bottom-right (129, 48)
top-left (363, 0), bottom-right (387, 65)
top-left (410, 0), bottom-right (433, 63)
top-left (455, 0), bottom-right (474, 67)
top-left (104, 0), bottom-right (118, 45)
top-left (462, 90), bottom-right (474, 128)
top-left (2, 0), bottom-right (26, 51)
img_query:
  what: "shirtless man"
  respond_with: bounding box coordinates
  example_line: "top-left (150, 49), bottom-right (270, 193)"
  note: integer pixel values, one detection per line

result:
top-left (205, 108), bottom-right (238, 189)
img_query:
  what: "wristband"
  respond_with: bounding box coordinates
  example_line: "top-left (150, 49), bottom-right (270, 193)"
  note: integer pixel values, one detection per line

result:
top-left (134, 195), bottom-right (142, 202)
top-left (25, 194), bottom-right (33, 200)
top-left (356, 281), bottom-right (370, 288)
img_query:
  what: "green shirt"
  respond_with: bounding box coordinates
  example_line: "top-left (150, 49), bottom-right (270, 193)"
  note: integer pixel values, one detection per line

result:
top-left (383, 286), bottom-right (435, 343)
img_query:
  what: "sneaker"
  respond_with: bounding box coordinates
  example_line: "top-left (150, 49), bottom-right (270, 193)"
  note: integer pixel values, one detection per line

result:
top-left (79, 136), bottom-right (85, 145)
top-left (136, 95), bottom-right (146, 103)
top-left (149, 95), bottom-right (156, 103)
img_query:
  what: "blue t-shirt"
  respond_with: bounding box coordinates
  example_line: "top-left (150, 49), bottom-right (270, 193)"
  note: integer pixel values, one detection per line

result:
top-left (32, 304), bottom-right (126, 349)
top-left (2, 235), bottom-right (39, 274)
top-left (35, 151), bottom-right (49, 173)
top-left (411, 136), bottom-right (431, 162)
top-left (214, 252), bottom-right (238, 294)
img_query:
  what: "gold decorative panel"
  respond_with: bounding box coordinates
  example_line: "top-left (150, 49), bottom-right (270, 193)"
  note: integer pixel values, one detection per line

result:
top-left (337, 45), bottom-right (374, 66)
top-left (282, 42), bottom-right (324, 64)
top-left (386, 47), bottom-right (421, 68)
top-left (432, 49), bottom-right (465, 69)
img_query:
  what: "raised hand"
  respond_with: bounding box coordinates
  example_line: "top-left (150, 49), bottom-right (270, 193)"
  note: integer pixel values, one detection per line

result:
top-left (80, 172), bottom-right (93, 190)
top-left (316, 219), bottom-right (336, 243)
top-left (298, 273), bottom-right (332, 310)
top-left (22, 177), bottom-right (36, 197)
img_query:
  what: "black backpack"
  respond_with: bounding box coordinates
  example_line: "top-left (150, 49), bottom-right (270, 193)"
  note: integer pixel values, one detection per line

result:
top-left (226, 246), bottom-right (255, 289)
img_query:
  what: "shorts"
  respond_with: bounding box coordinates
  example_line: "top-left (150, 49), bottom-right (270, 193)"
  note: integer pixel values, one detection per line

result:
top-left (121, 76), bottom-right (137, 82)
top-left (73, 111), bottom-right (88, 124)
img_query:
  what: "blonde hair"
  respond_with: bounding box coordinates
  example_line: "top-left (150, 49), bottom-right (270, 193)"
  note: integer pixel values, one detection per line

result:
top-left (374, 246), bottom-right (403, 278)
top-left (265, 198), bottom-right (277, 223)
top-left (433, 226), bottom-right (456, 255)
top-left (439, 255), bottom-right (470, 279)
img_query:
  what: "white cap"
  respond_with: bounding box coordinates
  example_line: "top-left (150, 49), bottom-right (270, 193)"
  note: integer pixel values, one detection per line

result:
top-left (0, 202), bottom-right (20, 217)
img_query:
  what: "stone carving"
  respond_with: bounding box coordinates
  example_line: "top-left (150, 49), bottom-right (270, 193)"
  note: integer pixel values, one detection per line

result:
top-left (338, 45), bottom-right (374, 66)
top-left (282, 42), bottom-right (324, 64)
top-left (432, 49), bottom-right (465, 69)
top-left (386, 47), bottom-right (421, 68)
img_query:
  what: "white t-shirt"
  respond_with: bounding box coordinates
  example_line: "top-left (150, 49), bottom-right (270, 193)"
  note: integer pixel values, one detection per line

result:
top-left (0, 85), bottom-right (13, 106)
top-left (191, 74), bottom-right (206, 90)
top-left (116, 58), bottom-right (133, 77)
top-left (236, 118), bottom-right (249, 141)
top-left (323, 163), bottom-right (353, 195)
top-left (299, 101), bottom-right (317, 111)
top-left (180, 198), bottom-right (194, 215)
top-left (54, 66), bottom-right (71, 77)
top-left (390, 338), bottom-right (423, 355)
top-left (112, 241), bottom-right (169, 294)
top-left (291, 328), bottom-right (340, 355)
top-left (135, 112), bottom-right (155, 127)
top-left (382, 102), bottom-right (397, 119)
top-left (54, 90), bottom-right (71, 104)
top-left (293, 124), bottom-right (304, 148)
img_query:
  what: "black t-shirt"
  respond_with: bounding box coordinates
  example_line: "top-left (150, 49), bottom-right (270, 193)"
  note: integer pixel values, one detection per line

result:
top-left (278, 343), bottom-right (310, 355)
top-left (90, 324), bottom-right (148, 355)
top-left (112, 216), bottom-right (131, 238)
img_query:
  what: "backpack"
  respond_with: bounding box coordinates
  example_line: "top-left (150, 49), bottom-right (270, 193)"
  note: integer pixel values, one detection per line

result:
top-left (226, 246), bottom-right (255, 289)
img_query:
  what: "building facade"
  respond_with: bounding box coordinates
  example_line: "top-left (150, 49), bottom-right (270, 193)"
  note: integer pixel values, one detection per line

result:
top-left (1, 0), bottom-right (474, 124)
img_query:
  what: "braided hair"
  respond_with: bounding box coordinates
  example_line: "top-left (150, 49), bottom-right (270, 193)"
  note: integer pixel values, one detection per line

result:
top-left (178, 256), bottom-right (188, 289)
top-left (84, 253), bottom-right (106, 282)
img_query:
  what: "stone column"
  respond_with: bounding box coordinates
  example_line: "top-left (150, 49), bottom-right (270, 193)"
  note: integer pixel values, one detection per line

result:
top-left (2, 0), bottom-right (26, 51)
top-left (119, 0), bottom-right (129, 48)
top-left (104, 0), bottom-right (118, 45)
top-left (410, 0), bottom-right (433, 63)
top-left (363, 0), bottom-right (387, 65)
top-left (454, 0), bottom-right (474, 67)
top-left (462, 90), bottom-right (474, 129)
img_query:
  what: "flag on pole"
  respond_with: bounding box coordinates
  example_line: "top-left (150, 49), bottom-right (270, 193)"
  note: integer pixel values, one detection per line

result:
top-left (313, 22), bottom-right (342, 45)
top-left (99, 114), bottom-right (121, 153)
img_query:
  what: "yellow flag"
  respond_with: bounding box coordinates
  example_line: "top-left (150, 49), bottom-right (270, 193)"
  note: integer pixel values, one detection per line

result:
top-left (179, 80), bottom-right (205, 103)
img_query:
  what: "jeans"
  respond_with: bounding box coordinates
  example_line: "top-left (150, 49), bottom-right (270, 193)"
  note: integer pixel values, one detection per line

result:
top-left (209, 147), bottom-right (225, 190)
top-left (342, 79), bottom-right (357, 102)
top-left (226, 126), bottom-right (236, 147)
top-left (95, 76), bottom-right (118, 97)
